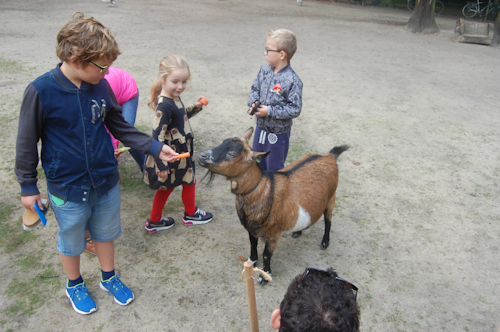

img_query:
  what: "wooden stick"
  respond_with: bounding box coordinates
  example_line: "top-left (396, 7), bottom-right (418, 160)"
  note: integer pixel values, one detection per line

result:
top-left (244, 261), bottom-right (259, 332)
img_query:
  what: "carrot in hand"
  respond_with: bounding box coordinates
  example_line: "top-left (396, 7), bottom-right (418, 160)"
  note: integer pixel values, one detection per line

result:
top-left (200, 97), bottom-right (208, 106)
top-left (177, 152), bottom-right (190, 159)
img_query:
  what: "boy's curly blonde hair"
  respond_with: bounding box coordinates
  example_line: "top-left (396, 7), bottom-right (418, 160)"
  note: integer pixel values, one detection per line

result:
top-left (267, 29), bottom-right (297, 61)
top-left (56, 12), bottom-right (121, 67)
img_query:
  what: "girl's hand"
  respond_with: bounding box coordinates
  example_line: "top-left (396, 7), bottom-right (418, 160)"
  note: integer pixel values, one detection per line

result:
top-left (114, 148), bottom-right (124, 159)
top-left (115, 146), bottom-right (130, 158)
top-left (194, 96), bottom-right (207, 109)
top-left (156, 170), bottom-right (170, 178)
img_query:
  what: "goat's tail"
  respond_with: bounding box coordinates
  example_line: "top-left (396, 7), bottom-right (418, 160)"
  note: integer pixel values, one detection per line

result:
top-left (329, 145), bottom-right (349, 159)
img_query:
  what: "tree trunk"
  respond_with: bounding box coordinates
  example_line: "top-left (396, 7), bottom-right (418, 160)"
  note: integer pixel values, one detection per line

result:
top-left (406, 0), bottom-right (440, 33)
top-left (491, 8), bottom-right (500, 46)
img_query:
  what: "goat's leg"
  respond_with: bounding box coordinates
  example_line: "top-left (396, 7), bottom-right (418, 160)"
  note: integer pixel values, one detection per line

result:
top-left (249, 232), bottom-right (258, 267)
top-left (321, 194), bottom-right (336, 250)
top-left (321, 214), bottom-right (332, 250)
top-left (258, 245), bottom-right (273, 285)
top-left (258, 236), bottom-right (280, 285)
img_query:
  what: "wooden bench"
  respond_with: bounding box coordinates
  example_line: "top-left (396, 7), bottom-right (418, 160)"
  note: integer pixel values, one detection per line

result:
top-left (454, 18), bottom-right (494, 45)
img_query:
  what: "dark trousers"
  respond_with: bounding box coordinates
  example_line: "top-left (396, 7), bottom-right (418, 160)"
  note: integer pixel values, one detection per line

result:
top-left (252, 126), bottom-right (290, 171)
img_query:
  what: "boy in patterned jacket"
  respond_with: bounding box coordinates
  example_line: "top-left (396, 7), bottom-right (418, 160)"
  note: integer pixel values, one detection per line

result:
top-left (248, 29), bottom-right (303, 171)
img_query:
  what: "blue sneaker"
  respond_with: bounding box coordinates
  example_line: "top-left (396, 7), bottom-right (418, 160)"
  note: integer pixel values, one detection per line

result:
top-left (99, 274), bottom-right (134, 306)
top-left (65, 281), bottom-right (97, 315)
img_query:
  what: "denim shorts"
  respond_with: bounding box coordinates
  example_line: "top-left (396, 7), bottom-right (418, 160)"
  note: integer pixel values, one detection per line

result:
top-left (49, 184), bottom-right (122, 256)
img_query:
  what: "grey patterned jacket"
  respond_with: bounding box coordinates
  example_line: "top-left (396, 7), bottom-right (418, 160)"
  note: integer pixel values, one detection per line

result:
top-left (248, 64), bottom-right (303, 134)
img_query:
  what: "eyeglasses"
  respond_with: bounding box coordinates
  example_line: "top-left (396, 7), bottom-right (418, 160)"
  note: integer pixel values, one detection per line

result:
top-left (264, 47), bottom-right (282, 55)
top-left (301, 267), bottom-right (358, 299)
top-left (90, 60), bottom-right (112, 73)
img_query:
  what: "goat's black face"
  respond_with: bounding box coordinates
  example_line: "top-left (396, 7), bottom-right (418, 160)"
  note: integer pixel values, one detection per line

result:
top-left (198, 138), bottom-right (244, 170)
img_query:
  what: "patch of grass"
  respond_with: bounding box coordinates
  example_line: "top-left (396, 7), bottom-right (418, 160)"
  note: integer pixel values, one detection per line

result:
top-left (386, 308), bottom-right (405, 324)
top-left (16, 253), bottom-right (43, 272)
top-left (165, 197), bottom-right (184, 211)
top-left (3, 267), bottom-right (60, 317)
top-left (135, 124), bottom-right (149, 133)
top-left (286, 138), bottom-right (307, 164)
top-left (0, 203), bottom-right (38, 253)
top-left (0, 57), bottom-right (25, 73)
top-left (118, 162), bottom-right (148, 192)
top-left (0, 202), bottom-right (15, 221)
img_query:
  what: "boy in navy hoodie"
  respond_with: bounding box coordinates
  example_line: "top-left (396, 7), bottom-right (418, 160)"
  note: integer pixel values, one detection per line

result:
top-left (15, 12), bottom-right (178, 315)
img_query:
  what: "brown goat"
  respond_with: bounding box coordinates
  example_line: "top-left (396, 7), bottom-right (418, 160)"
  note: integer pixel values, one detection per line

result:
top-left (198, 128), bottom-right (348, 283)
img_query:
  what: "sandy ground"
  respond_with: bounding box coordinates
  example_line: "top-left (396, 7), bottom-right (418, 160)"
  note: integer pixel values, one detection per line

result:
top-left (1, 0), bottom-right (500, 331)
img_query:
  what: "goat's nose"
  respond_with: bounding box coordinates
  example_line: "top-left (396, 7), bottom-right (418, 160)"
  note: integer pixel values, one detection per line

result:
top-left (198, 150), bottom-right (213, 166)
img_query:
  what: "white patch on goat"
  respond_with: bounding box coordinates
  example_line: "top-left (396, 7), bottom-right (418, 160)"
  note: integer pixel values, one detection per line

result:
top-left (291, 206), bottom-right (311, 232)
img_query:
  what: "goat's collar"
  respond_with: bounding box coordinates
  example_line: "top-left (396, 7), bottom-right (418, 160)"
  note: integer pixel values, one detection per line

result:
top-left (232, 176), bottom-right (262, 197)
top-left (232, 176), bottom-right (263, 211)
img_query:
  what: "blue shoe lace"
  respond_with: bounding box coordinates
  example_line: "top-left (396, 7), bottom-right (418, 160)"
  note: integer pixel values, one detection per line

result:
top-left (66, 282), bottom-right (97, 315)
top-left (100, 274), bottom-right (134, 305)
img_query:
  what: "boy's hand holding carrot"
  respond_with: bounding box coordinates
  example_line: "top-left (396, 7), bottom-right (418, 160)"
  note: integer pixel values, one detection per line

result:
top-left (160, 145), bottom-right (179, 162)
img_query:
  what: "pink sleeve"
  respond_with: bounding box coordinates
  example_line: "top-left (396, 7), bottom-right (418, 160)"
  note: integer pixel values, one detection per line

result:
top-left (105, 67), bottom-right (138, 105)
top-left (105, 126), bottom-right (120, 150)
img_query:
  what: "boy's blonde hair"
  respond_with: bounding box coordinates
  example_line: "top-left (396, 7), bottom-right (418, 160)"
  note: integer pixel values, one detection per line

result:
top-left (267, 29), bottom-right (297, 61)
top-left (56, 12), bottom-right (121, 67)
top-left (148, 55), bottom-right (191, 109)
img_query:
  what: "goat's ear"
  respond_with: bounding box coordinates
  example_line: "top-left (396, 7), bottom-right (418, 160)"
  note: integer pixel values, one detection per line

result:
top-left (251, 151), bottom-right (270, 162)
top-left (241, 127), bottom-right (254, 141)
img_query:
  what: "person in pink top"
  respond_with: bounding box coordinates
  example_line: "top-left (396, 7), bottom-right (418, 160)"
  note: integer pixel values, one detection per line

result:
top-left (86, 67), bottom-right (147, 255)
top-left (105, 67), bottom-right (145, 170)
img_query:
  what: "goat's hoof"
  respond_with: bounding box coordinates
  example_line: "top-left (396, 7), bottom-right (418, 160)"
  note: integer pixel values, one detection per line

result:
top-left (292, 231), bottom-right (302, 238)
top-left (321, 241), bottom-right (329, 250)
top-left (248, 258), bottom-right (258, 267)
top-left (257, 273), bottom-right (271, 285)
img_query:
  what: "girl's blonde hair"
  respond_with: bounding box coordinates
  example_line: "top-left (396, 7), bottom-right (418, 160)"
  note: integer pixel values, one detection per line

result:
top-left (148, 55), bottom-right (191, 109)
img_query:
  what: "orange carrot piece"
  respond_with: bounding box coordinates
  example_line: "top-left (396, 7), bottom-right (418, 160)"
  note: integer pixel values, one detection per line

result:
top-left (200, 97), bottom-right (208, 106)
top-left (177, 152), bottom-right (190, 159)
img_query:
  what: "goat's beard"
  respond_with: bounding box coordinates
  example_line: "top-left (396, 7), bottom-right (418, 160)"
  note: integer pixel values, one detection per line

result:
top-left (200, 170), bottom-right (217, 188)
